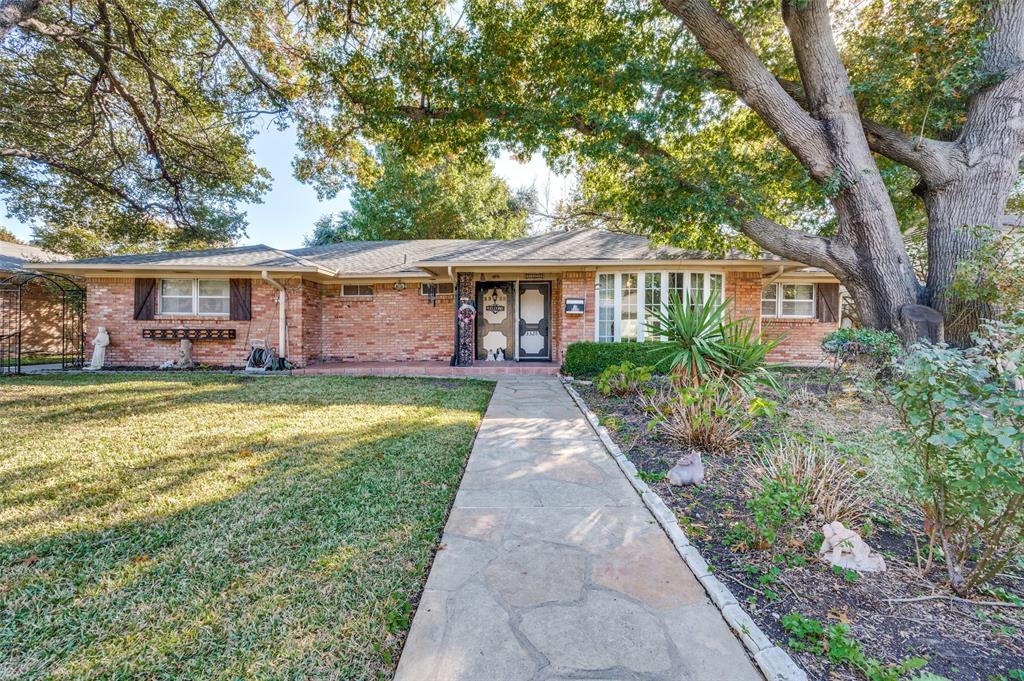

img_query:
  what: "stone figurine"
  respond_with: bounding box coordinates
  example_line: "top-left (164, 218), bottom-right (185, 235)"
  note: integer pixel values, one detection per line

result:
top-left (175, 338), bottom-right (194, 368)
top-left (85, 326), bottom-right (109, 371)
top-left (667, 451), bottom-right (704, 486)
top-left (818, 521), bottom-right (886, 573)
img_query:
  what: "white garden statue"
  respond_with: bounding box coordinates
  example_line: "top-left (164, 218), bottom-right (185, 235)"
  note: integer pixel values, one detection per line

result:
top-left (818, 521), bottom-right (886, 573)
top-left (86, 326), bottom-right (110, 371)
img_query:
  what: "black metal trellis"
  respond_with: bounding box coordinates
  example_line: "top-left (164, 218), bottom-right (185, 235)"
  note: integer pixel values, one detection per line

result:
top-left (0, 272), bottom-right (85, 375)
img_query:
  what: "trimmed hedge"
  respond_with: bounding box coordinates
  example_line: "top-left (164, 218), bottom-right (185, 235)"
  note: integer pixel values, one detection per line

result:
top-left (561, 341), bottom-right (664, 378)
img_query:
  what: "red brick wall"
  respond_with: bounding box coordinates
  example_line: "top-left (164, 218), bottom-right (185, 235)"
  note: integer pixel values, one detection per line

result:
top-left (725, 271), bottom-right (838, 365)
top-left (558, 271), bottom-right (595, 359)
top-left (320, 282), bottom-right (455, 362)
top-left (84, 276), bottom-right (312, 367)
top-left (17, 280), bottom-right (65, 355)
top-left (763, 318), bottom-right (838, 365)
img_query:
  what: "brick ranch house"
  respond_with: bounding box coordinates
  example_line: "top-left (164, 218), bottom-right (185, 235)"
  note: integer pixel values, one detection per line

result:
top-left (35, 230), bottom-right (843, 369)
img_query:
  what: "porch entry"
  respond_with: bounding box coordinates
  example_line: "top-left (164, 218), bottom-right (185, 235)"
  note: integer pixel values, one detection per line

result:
top-left (475, 281), bottom-right (551, 361)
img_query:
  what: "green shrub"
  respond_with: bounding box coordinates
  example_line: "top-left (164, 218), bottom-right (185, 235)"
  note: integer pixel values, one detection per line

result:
top-left (747, 472), bottom-right (810, 549)
top-left (596, 361), bottom-right (654, 397)
top-left (821, 327), bottom-right (902, 359)
top-left (781, 612), bottom-right (927, 681)
top-left (888, 318), bottom-right (1024, 595)
top-left (562, 341), bottom-right (663, 378)
top-left (645, 296), bottom-right (780, 392)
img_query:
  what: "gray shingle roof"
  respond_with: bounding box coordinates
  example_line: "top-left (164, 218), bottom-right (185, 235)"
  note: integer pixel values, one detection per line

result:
top-left (0, 240), bottom-right (66, 273)
top-left (36, 229), bottom-right (807, 276)
top-left (56, 244), bottom-right (322, 270)
top-left (289, 240), bottom-right (475, 275)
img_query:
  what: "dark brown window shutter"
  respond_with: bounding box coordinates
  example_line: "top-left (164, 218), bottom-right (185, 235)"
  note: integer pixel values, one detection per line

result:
top-left (817, 283), bottom-right (840, 323)
top-left (134, 278), bottom-right (156, 320)
top-left (229, 278), bottom-right (252, 321)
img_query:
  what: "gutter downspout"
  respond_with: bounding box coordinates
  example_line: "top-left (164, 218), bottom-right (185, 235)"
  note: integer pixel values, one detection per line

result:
top-left (762, 265), bottom-right (787, 287)
top-left (261, 270), bottom-right (287, 362)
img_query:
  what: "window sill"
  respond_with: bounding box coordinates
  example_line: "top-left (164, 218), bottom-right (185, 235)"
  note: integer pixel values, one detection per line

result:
top-left (762, 317), bottom-right (817, 324)
top-left (153, 315), bottom-right (231, 321)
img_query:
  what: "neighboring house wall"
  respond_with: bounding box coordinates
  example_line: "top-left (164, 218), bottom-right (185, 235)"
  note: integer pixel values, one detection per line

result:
top-left (320, 282), bottom-right (455, 362)
top-left (15, 279), bottom-right (65, 355)
top-left (85, 277), bottom-right (310, 367)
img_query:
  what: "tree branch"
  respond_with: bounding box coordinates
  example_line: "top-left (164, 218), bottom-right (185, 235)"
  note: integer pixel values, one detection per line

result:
top-left (659, 0), bottom-right (834, 181)
top-left (692, 67), bottom-right (960, 184)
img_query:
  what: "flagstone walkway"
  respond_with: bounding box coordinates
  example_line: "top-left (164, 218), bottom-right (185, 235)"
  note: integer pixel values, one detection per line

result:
top-left (395, 378), bottom-right (762, 681)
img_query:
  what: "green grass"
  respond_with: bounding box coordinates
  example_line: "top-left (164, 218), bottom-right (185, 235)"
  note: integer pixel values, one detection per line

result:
top-left (0, 373), bottom-right (494, 680)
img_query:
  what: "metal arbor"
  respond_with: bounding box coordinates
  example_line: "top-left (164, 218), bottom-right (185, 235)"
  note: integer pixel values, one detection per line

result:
top-left (0, 272), bottom-right (85, 374)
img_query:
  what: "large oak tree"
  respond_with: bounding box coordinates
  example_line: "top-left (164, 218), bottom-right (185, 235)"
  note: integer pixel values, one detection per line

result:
top-left (295, 0), bottom-right (1023, 344)
top-left (0, 0), bottom-right (301, 256)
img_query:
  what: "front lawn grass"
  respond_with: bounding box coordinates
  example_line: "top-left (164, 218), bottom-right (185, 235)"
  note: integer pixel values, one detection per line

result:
top-left (0, 373), bottom-right (493, 680)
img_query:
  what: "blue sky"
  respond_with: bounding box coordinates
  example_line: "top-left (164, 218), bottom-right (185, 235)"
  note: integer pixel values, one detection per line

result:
top-left (2, 125), bottom-right (572, 250)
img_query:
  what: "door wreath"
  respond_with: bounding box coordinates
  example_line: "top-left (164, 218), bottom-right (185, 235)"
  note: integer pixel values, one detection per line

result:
top-left (457, 303), bottom-right (477, 323)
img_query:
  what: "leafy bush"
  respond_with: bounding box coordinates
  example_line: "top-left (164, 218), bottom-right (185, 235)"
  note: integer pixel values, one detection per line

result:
top-left (781, 612), bottom-right (927, 681)
top-left (888, 318), bottom-right (1024, 594)
top-left (596, 361), bottom-right (654, 397)
top-left (562, 341), bottom-right (663, 378)
top-left (821, 327), bottom-right (902, 360)
top-left (749, 435), bottom-right (872, 527)
top-left (747, 473), bottom-right (810, 548)
top-left (641, 377), bottom-right (775, 454)
top-left (645, 296), bottom-right (780, 392)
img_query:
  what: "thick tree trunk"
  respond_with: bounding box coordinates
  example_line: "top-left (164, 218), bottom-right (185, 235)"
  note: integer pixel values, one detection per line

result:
top-left (921, 175), bottom-right (1005, 346)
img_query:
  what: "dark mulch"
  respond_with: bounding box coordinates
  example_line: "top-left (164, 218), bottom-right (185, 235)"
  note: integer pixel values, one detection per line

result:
top-left (576, 375), bottom-right (1024, 681)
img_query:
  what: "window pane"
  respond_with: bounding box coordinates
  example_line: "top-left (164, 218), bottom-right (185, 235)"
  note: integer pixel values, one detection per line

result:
top-left (709, 274), bottom-right (723, 303)
top-left (621, 273), bottom-right (638, 341)
top-left (668, 272), bottom-right (686, 307)
top-left (197, 279), bottom-right (229, 297)
top-left (761, 300), bottom-right (778, 317)
top-left (782, 300), bottom-right (814, 317)
top-left (689, 272), bottom-right (705, 307)
top-left (161, 296), bottom-right (194, 314)
top-left (342, 285), bottom-right (373, 296)
top-left (782, 284), bottom-right (814, 301)
top-left (598, 274), bottom-right (615, 342)
top-left (761, 284), bottom-right (778, 300)
top-left (644, 273), bottom-right (662, 333)
top-left (198, 297), bottom-right (229, 314)
top-left (162, 279), bottom-right (192, 296)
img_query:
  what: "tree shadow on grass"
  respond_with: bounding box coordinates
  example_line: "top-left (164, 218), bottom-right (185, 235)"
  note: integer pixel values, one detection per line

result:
top-left (0, 420), bottom-right (483, 680)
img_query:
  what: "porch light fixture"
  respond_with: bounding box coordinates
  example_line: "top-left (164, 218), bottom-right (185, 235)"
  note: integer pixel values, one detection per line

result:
top-left (393, 280), bottom-right (407, 291)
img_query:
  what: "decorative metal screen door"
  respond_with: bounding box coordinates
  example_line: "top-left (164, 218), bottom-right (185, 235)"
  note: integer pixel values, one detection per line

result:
top-left (476, 282), bottom-right (514, 361)
top-left (517, 282), bottom-right (550, 361)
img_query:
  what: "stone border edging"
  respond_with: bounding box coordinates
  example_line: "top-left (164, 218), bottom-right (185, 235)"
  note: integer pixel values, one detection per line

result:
top-left (560, 378), bottom-right (807, 681)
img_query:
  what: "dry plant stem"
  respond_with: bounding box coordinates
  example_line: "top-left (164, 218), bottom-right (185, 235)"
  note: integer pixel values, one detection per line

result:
top-left (885, 595), bottom-right (1024, 609)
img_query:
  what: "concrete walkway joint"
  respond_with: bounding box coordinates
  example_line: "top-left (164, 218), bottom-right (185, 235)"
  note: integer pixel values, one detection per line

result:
top-left (396, 377), bottom-right (770, 681)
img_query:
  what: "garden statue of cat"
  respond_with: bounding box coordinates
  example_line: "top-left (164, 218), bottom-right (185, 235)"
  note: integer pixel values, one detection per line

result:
top-left (667, 451), bottom-right (704, 486)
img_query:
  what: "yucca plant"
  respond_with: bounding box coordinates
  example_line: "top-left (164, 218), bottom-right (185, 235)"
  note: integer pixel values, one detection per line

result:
top-left (645, 294), bottom-right (780, 392)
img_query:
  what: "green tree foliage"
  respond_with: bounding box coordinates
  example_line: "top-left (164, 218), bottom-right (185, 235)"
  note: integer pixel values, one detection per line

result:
top-left (292, 0), bottom-right (1020, 340)
top-left (304, 147), bottom-right (530, 244)
top-left (0, 225), bottom-right (22, 243)
top-left (0, 0), bottom-right (301, 256)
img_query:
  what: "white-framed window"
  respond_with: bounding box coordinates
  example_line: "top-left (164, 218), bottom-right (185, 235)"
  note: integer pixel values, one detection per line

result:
top-left (595, 271), bottom-right (725, 342)
top-left (419, 282), bottom-right (454, 296)
top-left (762, 283), bottom-right (816, 318)
top-left (341, 284), bottom-right (374, 297)
top-left (158, 278), bottom-right (229, 316)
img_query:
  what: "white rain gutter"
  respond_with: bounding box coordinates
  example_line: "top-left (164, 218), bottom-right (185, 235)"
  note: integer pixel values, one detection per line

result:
top-left (261, 270), bottom-right (287, 360)
top-left (762, 265), bottom-right (787, 286)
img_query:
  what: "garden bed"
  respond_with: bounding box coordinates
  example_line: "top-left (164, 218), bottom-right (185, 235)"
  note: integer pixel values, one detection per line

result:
top-left (577, 369), bottom-right (1024, 681)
